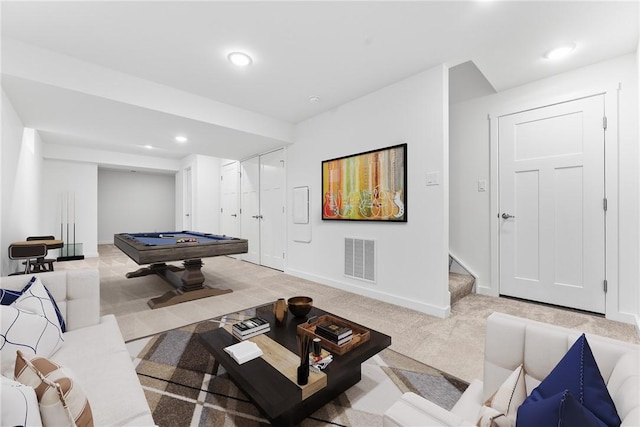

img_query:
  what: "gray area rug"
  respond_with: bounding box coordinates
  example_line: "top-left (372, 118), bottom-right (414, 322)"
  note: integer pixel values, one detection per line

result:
top-left (127, 320), bottom-right (468, 426)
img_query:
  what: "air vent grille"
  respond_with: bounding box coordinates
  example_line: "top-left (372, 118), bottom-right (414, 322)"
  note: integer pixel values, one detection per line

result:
top-left (344, 238), bottom-right (375, 282)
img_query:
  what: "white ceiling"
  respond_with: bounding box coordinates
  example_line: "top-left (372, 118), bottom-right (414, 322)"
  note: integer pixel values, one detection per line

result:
top-left (2, 1), bottom-right (638, 161)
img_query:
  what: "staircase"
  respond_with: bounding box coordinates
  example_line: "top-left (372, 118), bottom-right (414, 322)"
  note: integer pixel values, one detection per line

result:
top-left (448, 254), bottom-right (475, 305)
top-left (449, 272), bottom-right (475, 305)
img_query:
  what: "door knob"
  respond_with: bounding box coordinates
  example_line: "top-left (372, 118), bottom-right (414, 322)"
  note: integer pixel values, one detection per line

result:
top-left (252, 215), bottom-right (259, 219)
top-left (501, 213), bottom-right (516, 219)
top-left (231, 214), bottom-right (237, 217)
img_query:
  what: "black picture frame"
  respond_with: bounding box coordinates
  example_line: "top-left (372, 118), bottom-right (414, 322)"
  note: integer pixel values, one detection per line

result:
top-left (321, 143), bottom-right (407, 222)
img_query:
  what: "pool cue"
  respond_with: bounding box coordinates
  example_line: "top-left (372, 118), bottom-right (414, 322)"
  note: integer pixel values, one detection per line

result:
top-left (66, 192), bottom-right (69, 255)
top-left (72, 192), bottom-right (76, 257)
top-left (60, 193), bottom-right (64, 253)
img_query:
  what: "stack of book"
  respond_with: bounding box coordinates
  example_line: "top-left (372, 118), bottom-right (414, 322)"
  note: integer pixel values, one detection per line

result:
top-left (315, 321), bottom-right (352, 345)
top-left (232, 317), bottom-right (270, 340)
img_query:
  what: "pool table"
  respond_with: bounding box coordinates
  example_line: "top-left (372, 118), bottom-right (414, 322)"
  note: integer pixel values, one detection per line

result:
top-left (114, 231), bottom-right (248, 309)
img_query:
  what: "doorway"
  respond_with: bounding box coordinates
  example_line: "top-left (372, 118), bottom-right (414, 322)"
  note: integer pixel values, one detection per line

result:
top-left (240, 149), bottom-right (286, 271)
top-left (498, 95), bottom-right (606, 313)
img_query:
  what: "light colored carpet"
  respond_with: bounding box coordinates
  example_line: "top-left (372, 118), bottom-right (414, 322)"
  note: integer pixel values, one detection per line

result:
top-left (53, 244), bottom-right (639, 384)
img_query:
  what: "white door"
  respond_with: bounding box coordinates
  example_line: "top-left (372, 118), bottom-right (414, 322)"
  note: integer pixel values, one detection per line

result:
top-left (499, 95), bottom-right (606, 313)
top-left (259, 149), bottom-right (286, 270)
top-left (241, 157), bottom-right (260, 264)
top-left (183, 167), bottom-right (192, 231)
top-left (220, 162), bottom-right (240, 241)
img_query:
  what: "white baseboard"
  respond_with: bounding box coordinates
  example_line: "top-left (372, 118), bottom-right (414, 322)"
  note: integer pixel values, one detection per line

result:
top-left (286, 267), bottom-right (450, 318)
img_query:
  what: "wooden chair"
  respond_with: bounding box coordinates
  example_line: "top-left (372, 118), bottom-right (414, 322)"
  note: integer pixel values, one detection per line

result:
top-left (25, 235), bottom-right (57, 272)
top-left (9, 242), bottom-right (47, 275)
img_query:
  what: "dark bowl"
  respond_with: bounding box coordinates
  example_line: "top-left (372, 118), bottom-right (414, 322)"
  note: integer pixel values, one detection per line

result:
top-left (287, 296), bottom-right (313, 317)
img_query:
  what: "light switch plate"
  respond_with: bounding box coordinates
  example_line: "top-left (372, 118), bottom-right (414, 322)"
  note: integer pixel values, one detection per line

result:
top-left (426, 172), bottom-right (439, 186)
top-left (478, 180), bottom-right (487, 192)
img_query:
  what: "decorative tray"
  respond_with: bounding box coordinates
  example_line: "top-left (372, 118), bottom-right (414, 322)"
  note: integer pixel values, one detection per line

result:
top-left (297, 314), bottom-right (370, 355)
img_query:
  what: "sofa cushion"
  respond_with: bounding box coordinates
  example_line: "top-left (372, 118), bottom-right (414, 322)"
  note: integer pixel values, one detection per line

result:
top-left (52, 314), bottom-right (156, 426)
top-left (0, 282), bottom-right (65, 376)
top-left (520, 334), bottom-right (620, 427)
top-left (477, 365), bottom-right (526, 427)
top-left (15, 350), bottom-right (93, 427)
top-left (1, 375), bottom-right (43, 427)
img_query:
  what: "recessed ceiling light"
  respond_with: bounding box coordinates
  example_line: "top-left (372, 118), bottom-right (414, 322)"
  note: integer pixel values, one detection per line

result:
top-left (228, 51), bottom-right (253, 67)
top-left (175, 136), bottom-right (188, 143)
top-left (544, 43), bottom-right (576, 60)
top-left (309, 96), bottom-right (321, 103)
top-left (144, 145), bottom-right (153, 149)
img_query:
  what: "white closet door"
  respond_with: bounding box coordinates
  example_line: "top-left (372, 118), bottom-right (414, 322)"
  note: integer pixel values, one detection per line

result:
top-left (240, 157), bottom-right (260, 264)
top-left (259, 149), bottom-right (286, 270)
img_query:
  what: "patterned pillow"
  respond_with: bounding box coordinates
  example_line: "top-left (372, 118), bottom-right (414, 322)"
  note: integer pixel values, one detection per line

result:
top-left (22, 276), bottom-right (67, 332)
top-left (0, 277), bottom-right (66, 332)
top-left (15, 350), bottom-right (94, 427)
top-left (476, 364), bottom-right (527, 427)
top-left (0, 288), bottom-right (23, 305)
top-left (0, 281), bottom-right (65, 375)
top-left (1, 375), bottom-right (43, 427)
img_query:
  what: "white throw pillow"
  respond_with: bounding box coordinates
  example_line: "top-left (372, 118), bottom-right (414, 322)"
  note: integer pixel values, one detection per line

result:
top-left (1, 375), bottom-right (43, 427)
top-left (0, 279), bottom-right (64, 375)
top-left (15, 350), bottom-right (94, 427)
top-left (477, 364), bottom-right (527, 427)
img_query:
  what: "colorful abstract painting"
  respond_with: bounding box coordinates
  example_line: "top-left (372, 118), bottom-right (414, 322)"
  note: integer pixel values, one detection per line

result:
top-left (322, 143), bottom-right (407, 221)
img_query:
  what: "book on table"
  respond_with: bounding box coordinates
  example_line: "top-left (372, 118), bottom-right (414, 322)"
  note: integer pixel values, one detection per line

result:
top-left (315, 330), bottom-right (352, 345)
top-left (315, 322), bottom-right (352, 343)
top-left (232, 326), bottom-right (271, 341)
top-left (224, 341), bottom-right (263, 364)
top-left (232, 317), bottom-right (270, 336)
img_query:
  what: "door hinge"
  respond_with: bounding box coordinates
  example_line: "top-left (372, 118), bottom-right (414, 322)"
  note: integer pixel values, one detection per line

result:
top-left (603, 116), bottom-right (607, 130)
top-left (603, 279), bottom-right (608, 293)
top-left (283, 252), bottom-right (285, 259)
top-left (603, 198), bottom-right (608, 211)
top-left (220, 175), bottom-right (223, 181)
top-left (221, 208), bottom-right (223, 213)
top-left (240, 208), bottom-right (242, 214)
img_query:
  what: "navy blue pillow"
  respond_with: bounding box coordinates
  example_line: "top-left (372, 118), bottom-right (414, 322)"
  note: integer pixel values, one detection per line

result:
top-left (517, 389), bottom-right (604, 427)
top-left (518, 334), bottom-right (620, 427)
top-left (6, 276), bottom-right (67, 332)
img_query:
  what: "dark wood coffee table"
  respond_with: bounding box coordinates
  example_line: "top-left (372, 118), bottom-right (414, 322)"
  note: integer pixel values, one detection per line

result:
top-left (198, 302), bottom-right (391, 426)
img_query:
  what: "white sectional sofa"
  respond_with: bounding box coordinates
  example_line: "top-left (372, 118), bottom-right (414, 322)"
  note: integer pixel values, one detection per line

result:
top-left (383, 312), bottom-right (640, 426)
top-left (0, 269), bottom-right (155, 426)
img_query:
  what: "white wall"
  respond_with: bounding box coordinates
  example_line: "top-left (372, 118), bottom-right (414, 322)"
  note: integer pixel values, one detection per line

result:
top-left (41, 160), bottom-right (99, 258)
top-left (97, 169), bottom-right (175, 243)
top-left (1, 91), bottom-right (43, 274)
top-left (450, 53), bottom-right (639, 322)
top-left (287, 65), bottom-right (450, 317)
top-left (178, 154), bottom-right (221, 233)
